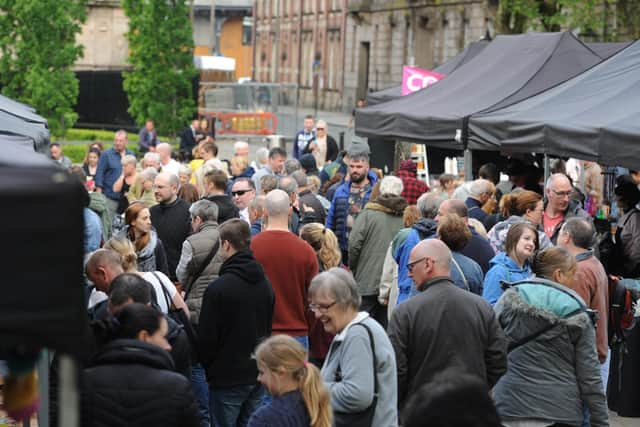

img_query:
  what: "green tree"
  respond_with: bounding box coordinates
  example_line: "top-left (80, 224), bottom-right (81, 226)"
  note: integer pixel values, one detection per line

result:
top-left (122, 0), bottom-right (198, 137)
top-left (0, 0), bottom-right (87, 137)
top-left (494, 0), bottom-right (622, 41)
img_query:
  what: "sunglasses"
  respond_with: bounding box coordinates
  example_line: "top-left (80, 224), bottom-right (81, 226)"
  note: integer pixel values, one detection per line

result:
top-left (407, 257), bottom-right (426, 272)
top-left (232, 189), bottom-right (252, 197)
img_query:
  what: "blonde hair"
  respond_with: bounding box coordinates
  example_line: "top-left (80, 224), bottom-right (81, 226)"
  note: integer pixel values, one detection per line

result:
top-left (104, 236), bottom-right (138, 273)
top-left (255, 335), bottom-right (332, 427)
top-left (231, 155), bottom-right (249, 172)
top-left (532, 246), bottom-right (576, 283)
top-left (299, 223), bottom-right (341, 270)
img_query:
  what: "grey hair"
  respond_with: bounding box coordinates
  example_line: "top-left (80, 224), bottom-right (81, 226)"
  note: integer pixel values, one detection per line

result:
top-left (143, 152), bottom-right (160, 164)
top-left (234, 140), bottom-right (249, 152)
top-left (469, 179), bottom-right (494, 197)
top-left (179, 165), bottom-right (192, 177)
top-left (121, 154), bottom-right (137, 166)
top-left (256, 147), bottom-right (269, 165)
top-left (309, 268), bottom-right (361, 311)
top-left (284, 158), bottom-right (302, 175)
top-left (249, 194), bottom-right (266, 213)
top-left (114, 130), bottom-right (127, 140)
top-left (140, 167), bottom-right (158, 182)
top-left (380, 176), bottom-right (403, 196)
top-left (545, 173), bottom-right (571, 191)
top-left (189, 199), bottom-right (219, 223)
top-left (417, 192), bottom-right (441, 219)
top-left (290, 170), bottom-right (308, 188)
top-left (264, 189), bottom-right (290, 218)
top-left (561, 217), bottom-right (595, 249)
top-left (278, 176), bottom-right (298, 196)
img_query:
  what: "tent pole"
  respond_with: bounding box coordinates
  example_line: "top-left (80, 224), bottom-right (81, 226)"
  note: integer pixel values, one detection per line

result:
top-left (464, 149), bottom-right (473, 181)
top-left (37, 349), bottom-right (49, 427)
top-left (58, 354), bottom-right (79, 427)
top-left (544, 154), bottom-right (551, 186)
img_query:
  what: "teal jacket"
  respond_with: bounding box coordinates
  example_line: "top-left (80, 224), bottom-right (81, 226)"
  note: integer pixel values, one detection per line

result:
top-left (482, 252), bottom-right (532, 305)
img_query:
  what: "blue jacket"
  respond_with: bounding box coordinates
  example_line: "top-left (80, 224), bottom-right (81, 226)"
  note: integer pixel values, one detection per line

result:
top-left (292, 129), bottom-right (315, 159)
top-left (325, 170), bottom-right (378, 254)
top-left (392, 219), bottom-right (438, 305)
top-left (482, 252), bottom-right (532, 305)
top-left (94, 147), bottom-right (134, 201)
top-left (450, 252), bottom-right (484, 295)
top-left (465, 197), bottom-right (488, 224)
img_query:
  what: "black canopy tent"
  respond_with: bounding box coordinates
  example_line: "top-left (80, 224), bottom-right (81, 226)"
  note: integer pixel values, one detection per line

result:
top-left (0, 94), bottom-right (50, 153)
top-left (469, 40), bottom-right (640, 170)
top-left (355, 32), bottom-right (607, 151)
top-left (365, 39), bottom-right (491, 106)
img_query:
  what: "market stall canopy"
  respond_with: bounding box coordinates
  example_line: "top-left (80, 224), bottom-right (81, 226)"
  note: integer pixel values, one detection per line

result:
top-left (469, 41), bottom-right (640, 169)
top-left (0, 109), bottom-right (50, 153)
top-left (355, 32), bottom-right (606, 149)
top-left (365, 39), bottom-right (490, 106)
top-left (0, 93), bottom-right (48, 124)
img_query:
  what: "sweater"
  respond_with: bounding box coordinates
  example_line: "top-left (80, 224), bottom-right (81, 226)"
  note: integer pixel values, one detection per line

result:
top-left (150, 198), bottom-right (191, 281)
top-left (205, 194), bottom-right (240, 224)
top-left (198, 250), bottom-right (274, 387)
top-left (251, 230), bottom-right (318, 336)
top-left (248, 390), bottom-right (310, 427)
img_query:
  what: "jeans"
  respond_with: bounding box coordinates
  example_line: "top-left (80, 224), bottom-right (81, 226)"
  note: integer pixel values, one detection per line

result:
top-left (209, 383), bottom-right (264, 427)
top-left (191, 364), bottom-right (211, 427)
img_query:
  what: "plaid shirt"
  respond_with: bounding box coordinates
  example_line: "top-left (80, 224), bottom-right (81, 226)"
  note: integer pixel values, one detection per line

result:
top-left (397, 170), bottom-right (429, 205)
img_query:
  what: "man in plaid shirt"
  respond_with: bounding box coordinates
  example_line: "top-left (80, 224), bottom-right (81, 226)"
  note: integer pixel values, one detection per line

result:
top-left (396, 160), bottom-right (429, 205)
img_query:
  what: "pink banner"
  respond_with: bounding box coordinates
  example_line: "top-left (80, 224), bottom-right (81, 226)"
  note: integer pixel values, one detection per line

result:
top-left (401, 66), bottom-right (445, 96)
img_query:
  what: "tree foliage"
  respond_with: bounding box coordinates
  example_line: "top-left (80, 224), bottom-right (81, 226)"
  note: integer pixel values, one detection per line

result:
top-left (494, 0), bottom-right (629, 41)
top-left (122, 0), bottom-right (198, 137)
top-left (0, 0), bottom-right (87, 137)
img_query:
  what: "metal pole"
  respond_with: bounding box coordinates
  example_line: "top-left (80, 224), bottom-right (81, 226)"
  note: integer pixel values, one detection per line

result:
top-left (36, 350), bottom-right (50, 427)
top-left (464, 149), bottom-right (473, 182)
top-left (58, 355), bottom-right (79, 427)
top-left (544, 154), bottom-right (551, 186)
top-left (210, 0), bottom-right (216, 54)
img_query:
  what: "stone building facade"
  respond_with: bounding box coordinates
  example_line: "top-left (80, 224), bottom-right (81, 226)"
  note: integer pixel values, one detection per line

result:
top-left (343, 0), bottom-right (492, 111)
top-left (253, 0), bottom-right (348, 111)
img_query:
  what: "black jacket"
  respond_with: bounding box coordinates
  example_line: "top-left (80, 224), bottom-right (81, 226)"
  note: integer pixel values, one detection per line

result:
top-left (198, 250), bottom-right (274, 387)
top-left (150, 198), bottom-right (191, 281)
top-left (82, 339), bottom-right (200, 427)
top-left (204, 194), bottom-right (239, 224)
top-left (388, 277), bottom-right (507, 409)
top-left (303, 135), bottom-right (339, 164)
top-left (179, 126), bottom-right (197, 152)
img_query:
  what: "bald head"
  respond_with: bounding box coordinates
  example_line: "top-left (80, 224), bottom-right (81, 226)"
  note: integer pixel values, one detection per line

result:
top-left (85, 249), bottom-right (125, 293)
top-left (154, 172), bottom-right (179, 204)
top-left (264, 189), bottom-right (291, 219)
top-left (408, 239), bottom-right (452, 289)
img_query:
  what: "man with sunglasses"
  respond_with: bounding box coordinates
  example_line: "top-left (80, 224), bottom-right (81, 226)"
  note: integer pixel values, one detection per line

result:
top-left (231, 178), bottom-right (256, 224)
top-left (388, 239), bottom-right (507, 412)
top-left (543, 173), bottom-right (589, 244)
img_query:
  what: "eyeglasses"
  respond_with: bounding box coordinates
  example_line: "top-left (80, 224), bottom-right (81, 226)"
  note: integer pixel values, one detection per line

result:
top-left (407, 257), bottom-right (427, 273)
top-left (308, 301), bottom-right (336, 313)
top-left (232, 189), bottom-right (252, 197)
top-left (316, 127), bottom-right (325, 131)
top-left (551, 189), bottom-right (572, 198)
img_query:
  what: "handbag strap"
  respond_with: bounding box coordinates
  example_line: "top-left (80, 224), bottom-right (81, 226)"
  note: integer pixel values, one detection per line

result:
top-left (185, 238), bottom-right (220, 297)
top-left (450, 256), bottom-right (469, 291)
top-left (348, 322), bottom-right (378, 396)
top-left (151, 271), bottom-right (173, 311)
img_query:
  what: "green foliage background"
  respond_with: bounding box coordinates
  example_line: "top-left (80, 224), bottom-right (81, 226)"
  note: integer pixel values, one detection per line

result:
top-left (122, 0), bottom-right (198, 138)
top-left (0, 0), bottom-right (87, 137)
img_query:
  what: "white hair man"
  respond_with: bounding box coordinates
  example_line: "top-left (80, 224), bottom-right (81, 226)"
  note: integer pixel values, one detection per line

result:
top-left (464, 179), bottom-right (495, 226)
top-left (156, 142), bottom-right (181, 177)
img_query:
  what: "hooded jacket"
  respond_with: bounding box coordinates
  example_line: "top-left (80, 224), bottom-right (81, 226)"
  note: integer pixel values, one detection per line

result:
top-left (198, 250), bottom-right (274, 387)
top-left (482, 252), bottom-right (532, 305)
top-left (392, 218), bottom-right (438, 304)
top-left (349, 194), bottom-right (408, 296)
top-left (487, 215), bottom-right (552, 254)
top-left (82, 339), bottom-right (200, 427)
top-left (493, 279), bottom-right (608, 426)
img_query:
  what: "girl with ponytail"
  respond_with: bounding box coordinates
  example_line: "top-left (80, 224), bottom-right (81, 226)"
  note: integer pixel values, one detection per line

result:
top-left (299, 223), bottom-right (342, 271)
top-left (248, 335), bottom-right (332, 427)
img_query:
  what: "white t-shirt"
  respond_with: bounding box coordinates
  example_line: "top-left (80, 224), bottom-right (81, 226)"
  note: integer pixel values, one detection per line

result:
top-left (162, 159), bottom-right (182, 177)
top-left (140, 271), bottom-right (178, 314)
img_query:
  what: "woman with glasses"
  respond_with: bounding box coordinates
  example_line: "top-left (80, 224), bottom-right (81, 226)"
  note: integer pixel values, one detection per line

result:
top-left (309, 268), bottom-right (397, 427)
top-left (493, 247), bottom-right (608, 427)
top-left (303, 120), bottom-right (338, 169)
top-left (486, 190), bottom-right (552, 254)
top-left (483, 222), bottom-right (537, 305)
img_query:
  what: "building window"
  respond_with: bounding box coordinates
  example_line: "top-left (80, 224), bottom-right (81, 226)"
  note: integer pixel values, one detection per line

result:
top-left (242, 17), bottom-right (253, 46)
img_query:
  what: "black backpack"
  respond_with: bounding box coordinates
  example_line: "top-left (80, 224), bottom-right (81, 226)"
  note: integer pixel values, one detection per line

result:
top-left (608, 276), bottom-right (639, 349)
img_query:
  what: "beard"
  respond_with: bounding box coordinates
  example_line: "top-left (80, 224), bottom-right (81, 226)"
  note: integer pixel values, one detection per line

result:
top-left (350, 172), bottom-right (366, 184)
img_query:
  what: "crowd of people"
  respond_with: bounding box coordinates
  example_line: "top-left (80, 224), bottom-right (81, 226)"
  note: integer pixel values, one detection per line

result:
top-left (45, 118), bottom-right (640, 427)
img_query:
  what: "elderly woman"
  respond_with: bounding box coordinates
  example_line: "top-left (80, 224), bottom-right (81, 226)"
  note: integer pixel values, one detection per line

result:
top-left (113, 154), bottom-right (138, 215)
top-left (178, 165), bottom-right (192, 186)
top-left (303, 119), bottom-right (338, 168)
top-left (494, 247), bottom-right (608, 427)
top-left (230, 155), bottom-right (255, 183)
top-left (309, 268), bottom-right (397, 427)
top-left (128, 167), bottom-right (158, 208)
